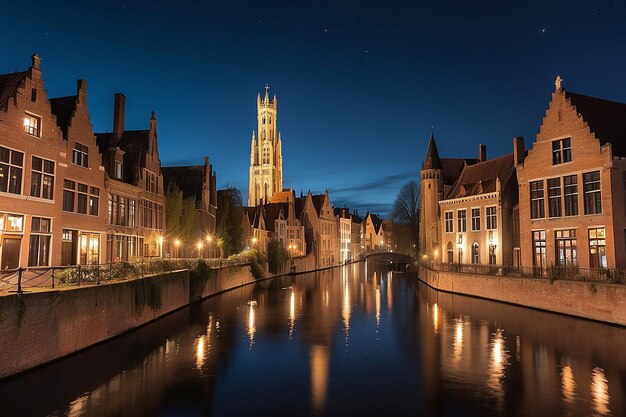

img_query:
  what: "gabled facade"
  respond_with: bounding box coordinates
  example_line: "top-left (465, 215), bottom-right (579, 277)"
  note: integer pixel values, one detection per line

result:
top-left (517, 76), bottom-right (626, 269)
top-left (96, 94), bottom-right (165, 262)
top-left (364, 213), bottom-right (385, 251)
top-left (334, 207), bottom-right (352, 263)
top-left (0, 55), bottom-right (106, 268)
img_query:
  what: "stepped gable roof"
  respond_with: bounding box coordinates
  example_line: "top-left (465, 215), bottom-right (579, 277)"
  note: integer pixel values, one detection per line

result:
top-left (49, 95), bottom-right (77, 139)
top-left (423, 134), bottom-right (442, 170)
top-left (334, 207), bottom-right (350, 218)
top-left (0, 71), bottom-right (27, 110)
top-left (440, 158), bottom-right (479, 186)
top-left (162, 165), bottom-right (204, 201)
top-left (565, 91), bottom-right (626, 157)
top-left (446, 153), bottom-right (515, 199)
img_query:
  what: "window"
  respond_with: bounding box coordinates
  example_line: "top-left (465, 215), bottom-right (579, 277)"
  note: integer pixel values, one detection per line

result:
top-left (89, 187), bottom-right (99, 216)
top-left (63, 180), bottom-right (99, 216)
top-left (445, 211), bottom-right (453, 233)
top-left (552, 138), bottom-right (571, 165)
top-left (471, 242), bottom-right (479, 264)
top-left (28, 217), bottom-right (51, 266)
top-left (77, 183), bottom-right (88, 214)
top-left (0, 146), bottom-right (24, 195)
top-left (446, 241), bottom-right (453, 263)
top-left (547, 178), bottom-right (562, 217)
top-left (262, 145), bottom-right (270, 165)
top-left (532, 230), bottom-right (546, 269)
top-left (588, 228), bottom-right (606, 268)
top-left (486, 207), bottom-right (497, 230)
top-left (31, 88), bottom-right (37, 102)
top-left (63, 180), bottom-right (75, 212)
top-left (489, 244), bottom-right (496, 265)
top-left (30, 156), bottom-right (55, 199)
top-left (457, 210), bottom-right (466, 233)
top-left (0, 213), bottom-right (24, 232)
top-left (564, 175), bottom-right (578, 216)
top-left (530, 180), bottom-right (545, 219)
top-left (72, 143), bottom-right (89, 168)
top-left (583, 171), bottom-right (601, 214)
top-left (471, 208), bottom-right (480, 231)
top-left (129, 200), bottom-right (136, 227)
top-left (145, 170), bottom-right (158, 193)
top-left (115, 161), bottom-right (123, 180)
top-left (23, 113), bottom-right (40, 137)
top-left (555, 229), bottom-right (577, 266)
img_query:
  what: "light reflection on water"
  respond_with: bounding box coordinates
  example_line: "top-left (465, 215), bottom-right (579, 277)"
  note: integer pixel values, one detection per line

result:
top-left (0, 261), bottom-right (623, 417)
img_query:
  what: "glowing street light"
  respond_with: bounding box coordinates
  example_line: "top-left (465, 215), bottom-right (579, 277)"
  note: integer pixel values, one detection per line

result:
top-left (197, 241), bottom-right (204, 258)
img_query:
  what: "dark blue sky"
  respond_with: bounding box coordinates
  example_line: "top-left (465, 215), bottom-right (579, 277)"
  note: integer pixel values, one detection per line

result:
top-left (3, 1), bottom-right (626, 215)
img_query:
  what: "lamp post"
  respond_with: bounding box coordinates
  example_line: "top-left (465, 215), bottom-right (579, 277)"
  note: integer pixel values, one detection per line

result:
top-left (206, 234), bottom-right (213, 258)
top-left (197, 241), bottom-right (204, 258)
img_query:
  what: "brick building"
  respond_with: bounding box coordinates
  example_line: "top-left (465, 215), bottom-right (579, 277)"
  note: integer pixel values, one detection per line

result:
top-left (96, 93), bottom-right (165, 262)
top-left (517, 76), bottom-right (626, 269)
top-left (0, 55), bottom-right (106, 268)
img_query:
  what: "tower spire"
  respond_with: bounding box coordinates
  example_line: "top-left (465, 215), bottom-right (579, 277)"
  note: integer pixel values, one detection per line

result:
top-left (423, 133), bottom-right (442, 170)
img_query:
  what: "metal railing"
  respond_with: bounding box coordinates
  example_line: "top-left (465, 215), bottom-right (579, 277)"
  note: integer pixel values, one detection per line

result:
top-left (420, 261), bottom-right (626, 284)
top-left (0, 257), bottom-right (253, 295)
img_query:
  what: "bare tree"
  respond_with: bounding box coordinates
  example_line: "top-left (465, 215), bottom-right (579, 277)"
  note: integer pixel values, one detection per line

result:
top-left (391, 180), bottom-right (420, 255)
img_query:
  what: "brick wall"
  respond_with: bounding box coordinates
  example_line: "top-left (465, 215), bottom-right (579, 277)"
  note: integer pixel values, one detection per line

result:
top-left (418, 264), bottom-right (626, 326)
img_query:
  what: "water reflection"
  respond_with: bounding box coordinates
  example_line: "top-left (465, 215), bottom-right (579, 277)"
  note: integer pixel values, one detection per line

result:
top-left (561, 364), bottom-right (576, 404)
top-left (0, 261), bottom-right (624, 417)
top-left (591, 367), bottom-right (610, 415)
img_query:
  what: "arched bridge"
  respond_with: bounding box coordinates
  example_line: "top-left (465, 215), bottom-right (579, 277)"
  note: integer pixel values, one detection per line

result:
top-left (364, 251), bottom-right (413, 272)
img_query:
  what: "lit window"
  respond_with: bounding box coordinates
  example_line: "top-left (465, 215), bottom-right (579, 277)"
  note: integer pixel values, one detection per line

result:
top-left (555, 229), bottom-right (577, 266)
top-left (23, 113), bottom-right (41, 137)
top-left (5, 214), bottom-right (24, 232)
top-left (29, 217), bottom-right (51, 266)
top-left (457, 209), bottom-right (466, 233)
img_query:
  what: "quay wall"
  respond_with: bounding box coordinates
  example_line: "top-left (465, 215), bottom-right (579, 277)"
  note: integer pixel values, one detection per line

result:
top-left (0, 265), bottom-right (255, 380)
top-left (417, 263), bottom-right (626, 326)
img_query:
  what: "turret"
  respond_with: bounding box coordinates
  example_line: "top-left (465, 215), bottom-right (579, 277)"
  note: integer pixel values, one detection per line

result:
top-left (420, 133), bottom-right (443, 259)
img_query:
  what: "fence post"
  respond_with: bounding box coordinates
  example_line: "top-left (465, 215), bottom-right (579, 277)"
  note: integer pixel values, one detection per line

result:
top-left (16, 267), bottom-right (23, 294)
top-left (96, 264), bottom-right (101, 285)
top-left (77, 265), bottom-right (81, 286)
top-left (51, 267), bottom-right (55, 289)
top-left (110, 262), bottom-right (113, 281)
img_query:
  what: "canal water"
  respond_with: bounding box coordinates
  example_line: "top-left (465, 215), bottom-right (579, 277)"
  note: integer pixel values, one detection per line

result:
top-left (0, 261), bottom-right (624, 417)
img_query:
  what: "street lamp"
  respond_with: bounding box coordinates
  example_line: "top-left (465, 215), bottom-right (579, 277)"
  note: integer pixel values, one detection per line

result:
top-left (206, 234), bottom-right (213, 258)
top-left (197, 241), bottom-right (204, 258)
top-left (157, 236), bottom-right (164, 257)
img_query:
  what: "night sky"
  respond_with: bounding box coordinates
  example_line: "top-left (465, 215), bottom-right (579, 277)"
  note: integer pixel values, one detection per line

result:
top-left (3, 1), bottom-right (626, 215)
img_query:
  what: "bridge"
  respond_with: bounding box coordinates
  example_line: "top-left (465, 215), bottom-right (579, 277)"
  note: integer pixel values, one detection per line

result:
top-left (363, 251), bottom-right (413, 272)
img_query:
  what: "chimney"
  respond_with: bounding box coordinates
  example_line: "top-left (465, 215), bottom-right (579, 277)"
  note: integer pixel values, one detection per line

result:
top-left (513, 136), bottom-right (525, 167)
top-left (77, 79), bottom-right (87, 99)
top-left (478, 144), bottom-right (487, 162)
top-left (30, 53), bottom-right (41, 79)
top-left (113, 93), bottom-right (126, 142)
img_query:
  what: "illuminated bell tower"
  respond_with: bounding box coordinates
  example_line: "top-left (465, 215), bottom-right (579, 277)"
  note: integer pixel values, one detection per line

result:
top-left (248, 84), bottom-right (283, 206)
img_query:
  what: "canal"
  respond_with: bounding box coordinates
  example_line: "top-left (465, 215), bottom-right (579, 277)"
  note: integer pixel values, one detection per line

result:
top-left (0, 260), bottom-right (624, 416)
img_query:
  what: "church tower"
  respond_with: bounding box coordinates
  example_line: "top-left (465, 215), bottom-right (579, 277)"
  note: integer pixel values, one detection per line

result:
top-left (419, 134), bottom-right (443, 259)
top-left (248, 84), bottom-right (283, 206)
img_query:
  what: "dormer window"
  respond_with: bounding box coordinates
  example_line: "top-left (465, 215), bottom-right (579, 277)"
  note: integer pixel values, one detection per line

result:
top-left (72, 143), bottom-right (89, 168)
top-left (23, 113), bottom-right (40, 137)
top-left (552, 138), bottom-right (571, 165)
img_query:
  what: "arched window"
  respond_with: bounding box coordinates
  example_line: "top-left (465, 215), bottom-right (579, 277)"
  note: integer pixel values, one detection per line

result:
top-left (472, 242), bottom-right (479, 264)
top-left (446, 241), bottom-right (453, 264)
